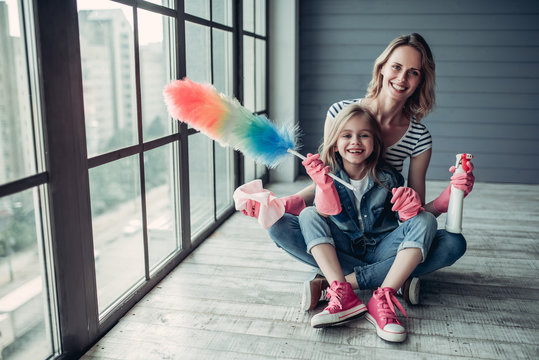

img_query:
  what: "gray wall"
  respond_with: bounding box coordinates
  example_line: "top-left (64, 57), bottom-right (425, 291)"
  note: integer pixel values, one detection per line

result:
top-left (298, 0), bottom-right (539, 184)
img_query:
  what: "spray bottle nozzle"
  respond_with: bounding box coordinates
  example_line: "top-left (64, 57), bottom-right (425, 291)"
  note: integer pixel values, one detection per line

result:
top-left (457, 153), bottom-right (473, 172)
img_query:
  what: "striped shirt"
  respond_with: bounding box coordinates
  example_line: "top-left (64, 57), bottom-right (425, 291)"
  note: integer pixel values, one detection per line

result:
top-left (326, 99), bottom-right (432, 173)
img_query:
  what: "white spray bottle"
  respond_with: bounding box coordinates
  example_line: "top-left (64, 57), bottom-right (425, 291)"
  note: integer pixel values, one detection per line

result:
top-left (445, 153), bottom-right (473, 234)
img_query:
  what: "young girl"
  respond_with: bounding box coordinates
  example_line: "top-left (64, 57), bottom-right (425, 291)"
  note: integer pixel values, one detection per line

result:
top-left (273, 103), bottom-right (437, 342)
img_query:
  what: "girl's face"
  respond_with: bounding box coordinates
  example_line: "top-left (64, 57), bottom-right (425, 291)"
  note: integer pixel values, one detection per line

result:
top-left (380, 45), bottom-right (422, 101)
top-left (334, 114), bottom-right (374, 175)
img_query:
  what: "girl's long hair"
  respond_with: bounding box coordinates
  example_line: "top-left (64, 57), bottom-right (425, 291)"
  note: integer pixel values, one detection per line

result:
top-left (319, 104), bottom-right (386, 186)
top-left (365, 33), bottom-right (436, 121)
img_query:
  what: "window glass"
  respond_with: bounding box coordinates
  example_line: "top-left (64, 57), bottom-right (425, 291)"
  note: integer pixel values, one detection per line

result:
top-left (256, 159), bottom-right (267, 178)
top-left (244, 157), bottom-right (256, 183)
top-left (212, 28), bottom-right (234, 213)
top-left (242, 35), bottom-right (255, 112)
top-left (144, 144), bottom-right (180, 270)
top-left (255, 0), bottom-right (266, 36)
top-left (138, 9), bottom-right (175, 141)
top-left (184, 0), bottom-right (209, 20)
top-left (212, 29), bottom-right (233, 96)
top-left (78, 0), bottom-right (137, 158)
top-left (0, 1), bottom-right (58, 358)
top-left (0, 188), bottom-right (56, 359)
top-left (242, 0), bottom-right (254, 32)
top-left (188, 133), bottom-right (214, 236)
top-left (0, 0), bottom-right (38, 185)
top-left (89, 155), bottom-right (145, 314)
top-left (185, 21), bottom-right (211, 83)
top-left (215, 145), bottom-right (234, 216)
top-left (255, 38), bottom-right (266, 112)
top-left (143, 0), bottom-right (175, 9)
top-left (242, 34), bottom-right (257, 181)
top-left (212, 0), bottom-right (232, 26)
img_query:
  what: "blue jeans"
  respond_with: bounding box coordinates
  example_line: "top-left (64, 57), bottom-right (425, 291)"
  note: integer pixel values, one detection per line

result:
top-left (268, 207), bottom-right (466, 290)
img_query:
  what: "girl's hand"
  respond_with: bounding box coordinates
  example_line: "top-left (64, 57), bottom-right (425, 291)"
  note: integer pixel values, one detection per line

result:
top-left (391, 187), bottom-right (424, 221)
top-left (302, 153), bottom-right (341, 215)
top-left (302, 153), bottom-right (332, 187)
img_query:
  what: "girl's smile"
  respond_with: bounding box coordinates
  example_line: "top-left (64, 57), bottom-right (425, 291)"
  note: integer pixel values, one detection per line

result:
top-left (335, 114), bottom-right (374, 179)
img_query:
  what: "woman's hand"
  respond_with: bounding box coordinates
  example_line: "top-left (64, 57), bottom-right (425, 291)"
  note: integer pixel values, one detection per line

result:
top-left (241, 199), bottom-right (260, 218)
top-left (241, 195), bottom-right (306, 218)
top-left (391, 187), bottom-right (424, 221)
top-left (433, 160), bottom-right (475, 213)
top-left (449, 160), bottom-right (475, 196)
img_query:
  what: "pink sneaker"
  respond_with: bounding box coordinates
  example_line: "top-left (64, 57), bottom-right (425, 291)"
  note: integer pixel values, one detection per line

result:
top-left (310, 281), bottom-right (367, 328)
top-left (365, 287), bottom-right (408, 342)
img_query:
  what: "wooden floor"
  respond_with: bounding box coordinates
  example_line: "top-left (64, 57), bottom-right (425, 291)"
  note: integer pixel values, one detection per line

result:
top-left (83, 178), bottom-right (539, 360)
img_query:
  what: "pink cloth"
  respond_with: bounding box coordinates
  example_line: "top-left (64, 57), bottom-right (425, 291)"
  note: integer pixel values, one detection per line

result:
top-left (233, 180), bottom-right (285, 229)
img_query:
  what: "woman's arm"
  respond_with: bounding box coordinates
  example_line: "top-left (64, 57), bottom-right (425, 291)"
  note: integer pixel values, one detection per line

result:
top-left (297, 182), bottom-right (315, 207)
top-left (407, 149), bottom-right (443, 217)
top-left (407, 148), bottom-right (430, 204)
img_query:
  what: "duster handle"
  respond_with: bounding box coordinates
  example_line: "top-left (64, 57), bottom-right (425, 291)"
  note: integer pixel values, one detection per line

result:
top-left (287, 149), bottom-right (355, 191)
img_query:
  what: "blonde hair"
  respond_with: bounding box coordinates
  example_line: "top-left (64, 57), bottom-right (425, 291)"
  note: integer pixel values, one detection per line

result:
top-left (320, 104), bottom-right (385, 185)
top-left (365, 33), bottom-right (436, 121)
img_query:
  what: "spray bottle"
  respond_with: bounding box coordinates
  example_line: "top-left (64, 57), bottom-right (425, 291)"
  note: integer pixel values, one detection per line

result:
top-left (445, 153), bottom-right (473, 234)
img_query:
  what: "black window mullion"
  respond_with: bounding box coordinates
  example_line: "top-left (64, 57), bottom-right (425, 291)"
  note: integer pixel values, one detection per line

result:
top-left (132, 5), bottom-right (151, 280)
top-left (176, 0), bottom-right (192, 251)
top-left (35, 1), bottom-right (99, 356)
top-left (0, 173), bottom-right (48, 198)
top-left (233, 0), bottom-right (243, 188)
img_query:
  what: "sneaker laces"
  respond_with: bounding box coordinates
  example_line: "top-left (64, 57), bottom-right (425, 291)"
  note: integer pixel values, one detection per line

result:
top-left (319, 287), bottom-right (328, 301)
top-left (374, 287), bottom-right (408, 323)
top-left (325, 284), bottom-right (345, 312)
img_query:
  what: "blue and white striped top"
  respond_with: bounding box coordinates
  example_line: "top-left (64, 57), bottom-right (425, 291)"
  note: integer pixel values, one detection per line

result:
top-left (326, 99), bottom-right (432, 173)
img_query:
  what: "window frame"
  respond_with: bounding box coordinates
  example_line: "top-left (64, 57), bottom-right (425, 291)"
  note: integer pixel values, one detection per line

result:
top-left (0, 0), bottom-right (270, 358)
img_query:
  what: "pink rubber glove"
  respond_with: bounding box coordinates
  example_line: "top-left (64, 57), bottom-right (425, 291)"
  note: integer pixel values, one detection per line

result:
top-left (281, 194), bottom-right (306, 216)
top-left (391, 187), bottom-right (424, 221)
top-left (242, 195), bottom-right (306, 218)
top-left (241, 199), bottom-right (260, 218)
top-left (433, 161), bottom-right (475, 213)
top-left (302, 153), bottom-right (342, 215)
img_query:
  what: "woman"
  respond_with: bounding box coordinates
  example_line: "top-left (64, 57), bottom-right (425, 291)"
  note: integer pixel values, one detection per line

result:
top-left (243, 33), bottom-right (475, 310)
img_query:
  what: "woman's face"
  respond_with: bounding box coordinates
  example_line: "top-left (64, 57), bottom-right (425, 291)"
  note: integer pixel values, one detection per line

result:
top-left (380, 45), bottom-right (423, 101)
top-left (334, 114), bottom-right (374, 172)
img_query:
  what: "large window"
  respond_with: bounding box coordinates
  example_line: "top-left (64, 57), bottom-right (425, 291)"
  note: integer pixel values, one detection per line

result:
top-left (0, 0), bottom-right (60, 359)
top-left (184, 0), bottom-right (236, 237)
top-left (0, 0), bottom-right (268, 358)
top-left (78, 0), bottom-right (180, 316)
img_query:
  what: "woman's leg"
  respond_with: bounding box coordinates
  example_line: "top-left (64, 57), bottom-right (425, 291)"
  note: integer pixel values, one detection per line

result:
top-left (353, 211), bottom-right (438, 290)
top-left (267, 213), bottom-right (318, 268)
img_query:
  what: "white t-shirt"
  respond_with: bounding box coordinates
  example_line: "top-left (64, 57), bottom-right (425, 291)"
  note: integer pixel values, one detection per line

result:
top-left (350, 176), bottom-right (369, 230)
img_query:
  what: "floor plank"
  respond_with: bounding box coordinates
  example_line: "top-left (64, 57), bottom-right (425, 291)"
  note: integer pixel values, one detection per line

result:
top-left (83, 179), bottom-right (539, 360)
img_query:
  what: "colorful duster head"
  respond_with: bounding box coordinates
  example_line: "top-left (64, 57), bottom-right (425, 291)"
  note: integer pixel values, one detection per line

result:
top-left (163, 78), bottom-right (298, 168)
